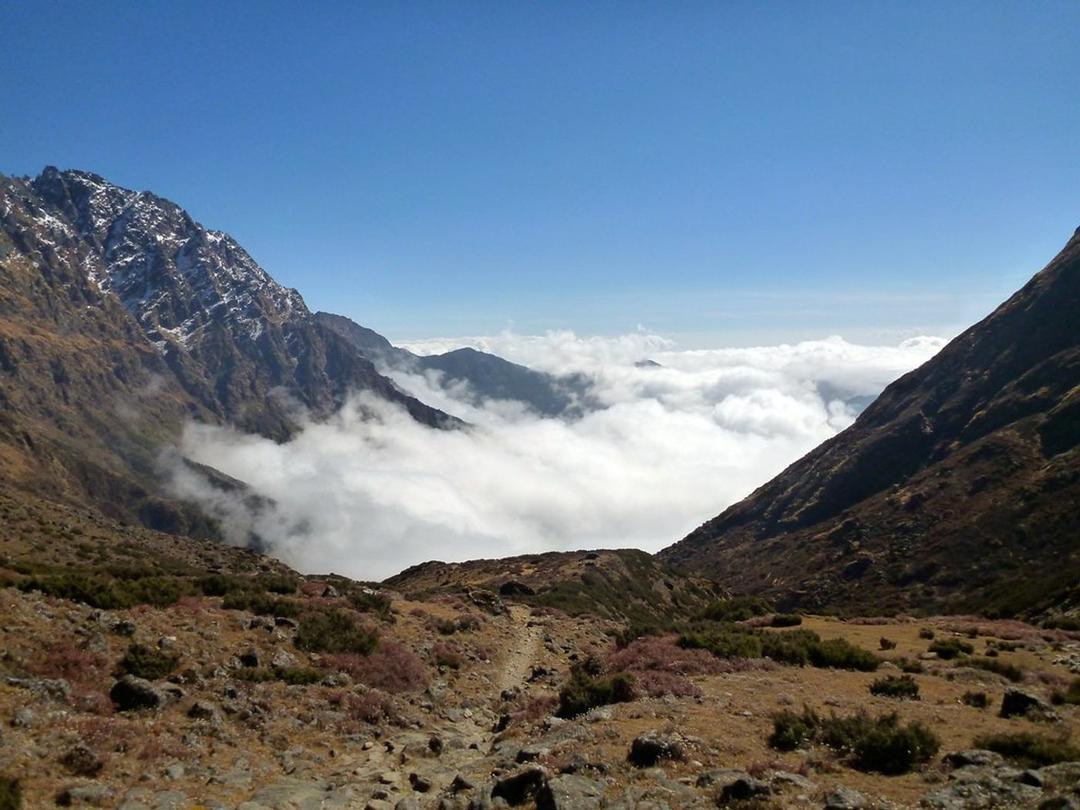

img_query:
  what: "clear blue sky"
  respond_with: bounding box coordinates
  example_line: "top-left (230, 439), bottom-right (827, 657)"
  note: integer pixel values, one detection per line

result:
top-left (2, 2), bottom-right (1077, 345)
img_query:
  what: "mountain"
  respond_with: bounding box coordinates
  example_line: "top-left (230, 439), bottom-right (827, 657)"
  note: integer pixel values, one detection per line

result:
top-left (0, 167), bottom-right (452, 531)
top-left (315, 311), bottom-right (595, 418)
top-left (661, 227), bottom-right (1080, 618)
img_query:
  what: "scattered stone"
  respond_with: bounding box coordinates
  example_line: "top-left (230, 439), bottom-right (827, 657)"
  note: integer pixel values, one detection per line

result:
top-left (921, 773), bottom-right (1042, 809)
top-left (824, 785), bottom-right (868, 809)
top-left (56, 784), bottom-right (114, 806)
top-left (516, 745), bottom-right (550, 764)
top-left (429, 736), bottom-right (444, 756)
top-left (772, 771), bottom-right (816, 791)
top-left (1000, 688), bottom-right (1059, 721)
top-left (718, 777), bottom-right (771, 804)
top-left (110, 675), bottom-right (170, 711)
top-left (11, 706), bottom-right (36, 727)
top-left (187, 700), bottom-right (219, 721)
top-left (492, 767), bottom-right (548, 806)
top-left (112, 620), bottom-right (137, 636)
top-left (271, 649), bottom-right (298, 669)
top-left (396, 800), bottom-right (422, 810)
top-left (538, 774), bottom-right (603, 810)
top-left (409, 773), bottom-right (432, 793)
top-left (627, 733), bottom-right (684, 767)
top-left (696, 769), bottom-right (751, 790)
top-left (450, 774), bottom-right (475, 794)
top-left (944, 750), bottom-right (1006, 769)
top-left (6, 675), bottom-right (70, 702)
top-left (239, 648), bottom-right (260, 668)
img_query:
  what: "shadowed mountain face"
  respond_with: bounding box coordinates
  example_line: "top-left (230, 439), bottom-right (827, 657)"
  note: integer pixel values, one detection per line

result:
top-left (316, 311), bottom-right (596, 418)
top-left (0, 167), bottom-right (452, 530)
top-left (661, 228), bottom-right (1080, 617)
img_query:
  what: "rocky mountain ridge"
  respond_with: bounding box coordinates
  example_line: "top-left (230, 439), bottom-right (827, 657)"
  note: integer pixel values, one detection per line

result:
top-left (662, 227), bottom-right (1080, 617)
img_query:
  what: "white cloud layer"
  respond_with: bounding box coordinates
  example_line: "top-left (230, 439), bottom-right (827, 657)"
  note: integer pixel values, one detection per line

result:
top-left (168, 332), bottom-right (945, 581)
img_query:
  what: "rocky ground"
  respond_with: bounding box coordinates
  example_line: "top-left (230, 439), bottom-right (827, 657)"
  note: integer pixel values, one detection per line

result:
top-left (1, 573), bottom-right (1079, 809)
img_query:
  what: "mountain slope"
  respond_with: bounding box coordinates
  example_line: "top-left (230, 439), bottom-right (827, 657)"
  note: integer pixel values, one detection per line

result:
top-left (0, 167), bottom-right (452, 531)
top-left (661, 227), bottom-right (1080, 617)
top-left (315, 311), bottom-right (593, 417)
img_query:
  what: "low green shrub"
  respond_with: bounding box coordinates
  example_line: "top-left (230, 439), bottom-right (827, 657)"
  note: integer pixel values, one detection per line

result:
top-left (680, 624), bottom-right (879, 671)
top-left (928, 638), bottom-right (974, 660)
top-left (556, 667), bottom-right (635, 718)
top-left (896, 658), bottom-right (925, 674)
top-left (698, 596), bottom-right (772, 623)
top-left (962, 691), bottom-right (990, 709)
top-left (1051, 677), bottom-right (1080, 706)
top-left (918, 628), bottom-right (935, 640)
top-left (118, 643), bottom-right (179, 680)
top-left (966, 657), bottom-right (1024, 682)
top-left (767, 708), bottom-right (939, 774)
top-left (869, 674), bottom-right (920, 700)
top-left (770, 613), bottom-right (803, 628)
top-left (973, 732), bottom-right (1080, 768)
top-left (18, 572), bottom-right (186, 609)
top-left (221, 590), bottom-right (300, 618)
top-left (294, 609), bottom-right (378, 655)
top-left (196, 574), bottom-right (249, 596)
top-left (348, 589), bottom-right (392, 618)
top-left (257, 573), bottom-right (299, 594)
top-left (0, 776), bottom-right (20, 810)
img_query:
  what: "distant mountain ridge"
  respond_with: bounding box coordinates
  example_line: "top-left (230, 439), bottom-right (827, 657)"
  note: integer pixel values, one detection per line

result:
top-left (315, 311), bottom-right (597, 418)
top-left (661, 227), bottom-right (1080, 617)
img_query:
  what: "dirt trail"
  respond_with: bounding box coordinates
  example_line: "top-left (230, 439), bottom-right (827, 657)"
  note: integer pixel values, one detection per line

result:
top-left (495, 603), bottom-right (544, 695)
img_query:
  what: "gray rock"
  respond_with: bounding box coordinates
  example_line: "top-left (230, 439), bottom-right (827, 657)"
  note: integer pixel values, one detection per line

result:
top-left (921, 773), bottom-right (1043, 809)
top-left (825, 785), bottom-right (869, 809)
top-left (1000, 688), bottom-right (1059, 722)
top-left (945, 751), bottom-right (1006, 769)
top-left (5, 675), bottom-right (70, 702)
top-left (56, 783), bottom-right (115, 806)
top-left (491, 767), bottom-right (548, 805)
top-left (11, 706), bottom-right (36, 727)
top-left (538, 774), bottom-right (603, 810)
top-left (718, 777), bottom-right (771, 804)
top-left (271, 649), bottom-right (298, 669)
top-left (696, 769), bottom-right (751, 789)
top-left (187, 700), bottom-right (219, 720)
top-left (367, 802), bottom-right (394, 810)
top-left (396, 800), bottom-right (422, 810)
top-left (239, 648), bottom-right (260, 668)
top-left (1038, 762), bottom-right (1080, 792)
top-left (110, 675), bottom-right (170, 711)
top-left (627, 732), bottom-right (684, 767)
top-left (772, 770), bottom-right (816, 791)
top-left (112, 619), bottom-right (137, 636)
top-left (60, 744), bottom-right (104, 777)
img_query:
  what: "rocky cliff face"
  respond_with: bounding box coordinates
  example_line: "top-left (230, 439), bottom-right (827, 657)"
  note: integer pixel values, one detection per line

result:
top-left (0, 167), bottom-right (452, 531)
top-left (661, 228), bottom-right (1080, 616)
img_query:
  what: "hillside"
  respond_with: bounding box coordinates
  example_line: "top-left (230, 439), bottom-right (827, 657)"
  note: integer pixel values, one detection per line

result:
top-left (0, 168), bottom-right (452, 531)
top-left (661, 228), bottom-right (1080, 618)
top-left (315, 312), bottom-right (595, 418)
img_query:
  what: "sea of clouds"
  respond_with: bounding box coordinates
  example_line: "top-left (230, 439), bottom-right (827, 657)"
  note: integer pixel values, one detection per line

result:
top-left (168, 331), bottom-right (945, 581)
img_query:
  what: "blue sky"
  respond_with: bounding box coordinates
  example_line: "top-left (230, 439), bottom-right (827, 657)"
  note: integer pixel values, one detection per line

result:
top-left (2, 2), bottom-right (1078, 345)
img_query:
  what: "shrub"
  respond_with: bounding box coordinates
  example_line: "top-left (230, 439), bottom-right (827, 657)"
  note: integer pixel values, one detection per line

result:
top-left (294, 609), bottom-right (378, 655)
top-left (257, 573), bottom-right (299, 594)
top-left (344, 690), bottom-right (396, 725)
top-left (974, 732), bottom-right (1080, 768)
top-left (699, 597), bottom-right (772, 623)
top-left (18, 572), bottom-right (186, 609)
top-left (0, 776), bottom-right (20, 810)
top-left (896, 658), bottom-right (925, 674)
top-left (631, 670), bottom-right (701, 699)
top-left (31, 639), bottom-right (106, 692)
top-left (770, 613), bottom-right (803, 628)
top-left (966, 657), bottom-right (1024, 682)
top-left (879, 637), bottom-right (897, 650)
top-left (432, 642), bottom-right (464, 670)
top-left (919, 628), bottom-right (935, 640)
top-left (326, 642), bottom-right (427, 693)
top-left (556, 667), bottom-right (635, 718)
top-left (1051, 677), bottom-right (1080, 706)
top-left (196, 574), bottom-right (248, 596)
top-left (348, 589), bottom-right (392, 618)
top-left (769, 707), bottom-right (819, 751)
top-left (929, 638), bottom-right (974, 660)
top-left (221, 590), bottom-right (300, 618)
top-left (962, 691), bottom-right (990, 709)
top-left (850, 715), bottom-right (939, 774)
top-left (768, 708), bottom-right (938, 774)
top-left (606, 635), bottom-right (726, 676)
top-left (680, 624), bottom-right (879, 671)
top-left (118, 643), bottom-right (179, 680)
top-left (869, 674), bottom-right (920, 700)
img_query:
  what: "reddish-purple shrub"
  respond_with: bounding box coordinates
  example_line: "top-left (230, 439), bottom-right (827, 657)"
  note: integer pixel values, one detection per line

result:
top-left (631, 670), bottom-right (701, 698)
top-left (606, 635), bottom-right (727, 676)
top-left (346, 690), bottom-right (396, 725)
top-left (325, 642), bottom-right (427, 693)
top-left (30, 639), bottom-right (107, 697)
top-left (433, 641), bottom-right (465, 669)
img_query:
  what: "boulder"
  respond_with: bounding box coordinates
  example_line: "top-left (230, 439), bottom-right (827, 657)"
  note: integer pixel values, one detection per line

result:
top-left (1000, 689), bottom-right (1059, 721)
top-left (537, 774), bottom-right (603, 810)
top-left (944, 750), bottom-right (1006, 769)
top-left (110, 675), bottom-right (170, 711)
top-left (627, 733), bottom-right (684, 767)
top-left (491, 767), bottom-right (548, 805)
top-left (718, 777), bottom-right (771, 804)
top-left (824, 785), bottom-right (869, 809)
